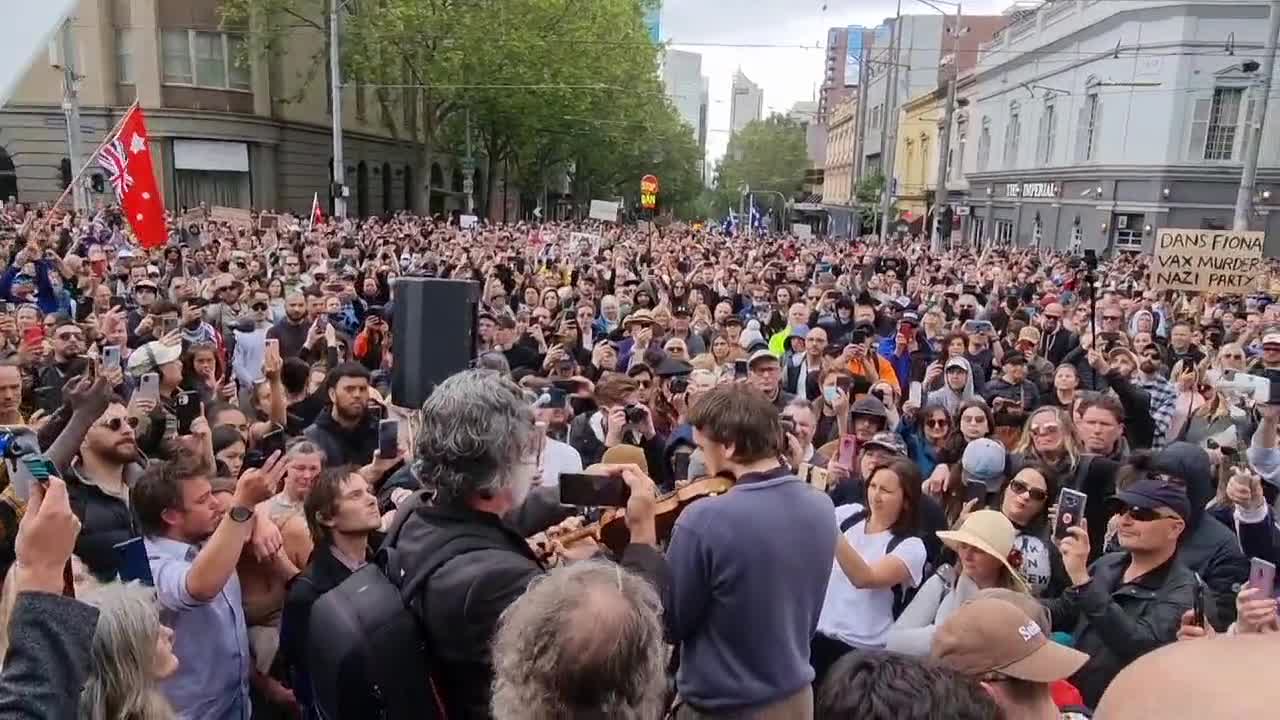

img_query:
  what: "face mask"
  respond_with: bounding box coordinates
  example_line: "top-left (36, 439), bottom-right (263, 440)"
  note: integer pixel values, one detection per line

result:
top-left (823, 387), bottom-right (841, 404)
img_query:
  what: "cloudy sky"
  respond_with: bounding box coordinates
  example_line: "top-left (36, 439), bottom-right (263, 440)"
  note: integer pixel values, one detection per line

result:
top-left (659, 0), bottom-right (1010, 174)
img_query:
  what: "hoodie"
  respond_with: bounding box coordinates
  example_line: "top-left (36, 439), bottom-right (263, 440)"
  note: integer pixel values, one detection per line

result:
top-left (1151, 442), bottom-right (1250, 627)
top-left (925, 357), bottom-right (975, 416)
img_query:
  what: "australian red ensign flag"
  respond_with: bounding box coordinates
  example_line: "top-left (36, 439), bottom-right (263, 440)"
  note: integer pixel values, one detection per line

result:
top-left (97, 106), bottom-right (167, 249)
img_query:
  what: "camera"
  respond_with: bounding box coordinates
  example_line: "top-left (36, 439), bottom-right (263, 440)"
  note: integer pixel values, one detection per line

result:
top-left (669, 376), bottom-right (689, 394)
top-left (624, 404), bottom-right (648, 425)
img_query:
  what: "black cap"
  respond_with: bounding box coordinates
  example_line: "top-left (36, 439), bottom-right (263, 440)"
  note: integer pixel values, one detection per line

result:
top-left (1003, 351), bottom-right (1028, 366)
top-left (654, 356), bottom-right (694, 377)
top-left (1110, 479), bottom-right (1190, 522)
top-left (721, 316), bottom-right (744, 328)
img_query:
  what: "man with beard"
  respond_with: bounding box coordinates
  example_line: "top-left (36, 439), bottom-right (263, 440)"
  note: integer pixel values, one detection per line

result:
top-left (1125, 346), bottom-right (1177, 450)
top-left (35, 316), bottom-right (88, 412)
top-left (535, 387), bottom-right (582, 486)
top-left (303, 362), bottom-right (378, 466)
top-left (267, 292), bottom-right (311, 360)
top-left (66, 397), bottom-right (147, 581)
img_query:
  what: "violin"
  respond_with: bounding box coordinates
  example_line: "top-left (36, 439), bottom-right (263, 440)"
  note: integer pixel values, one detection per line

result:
top-left (530, 474), bottom-right (734, 559)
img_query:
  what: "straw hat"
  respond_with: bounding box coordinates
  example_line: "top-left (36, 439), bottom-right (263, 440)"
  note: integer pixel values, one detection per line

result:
top-left (936, 510), bottom-right (1029, 593)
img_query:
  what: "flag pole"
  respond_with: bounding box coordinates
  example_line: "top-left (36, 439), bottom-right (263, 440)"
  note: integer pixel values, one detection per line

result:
top-left (52, 100), bottom-right (141, 211)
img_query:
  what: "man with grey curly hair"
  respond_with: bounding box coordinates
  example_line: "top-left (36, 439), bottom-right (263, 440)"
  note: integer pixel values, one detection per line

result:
top-left (490, 559), bottom-right (667, 720)
top-left (392, 369), bottom-right (667, 719)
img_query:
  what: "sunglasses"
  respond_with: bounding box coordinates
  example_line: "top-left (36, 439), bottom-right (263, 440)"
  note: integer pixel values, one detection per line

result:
top-left (56, 332), bottom-right (84, 341)
top-left (1030, 423), bottom-right (1061, 436)
top-left (925, 418), bottom-right (950, 429)
top-left (1008, 479), bottom-right (1049, 503)
top-left (252, 304), bottom-right (268, 311)
top-left (98, 416), bottom-right (140, 432)
top-left (1118, 505), bottom-right (1176, 523)
top-left (1103, 315), bottom-right (1123, 321)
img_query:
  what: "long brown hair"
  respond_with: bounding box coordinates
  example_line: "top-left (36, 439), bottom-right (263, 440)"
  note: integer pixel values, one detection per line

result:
top-left (867, 458), bottom-right (923, 537)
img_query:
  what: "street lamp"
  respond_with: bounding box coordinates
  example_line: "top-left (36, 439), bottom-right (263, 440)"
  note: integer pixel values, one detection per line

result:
top-left (913, 0), bottom-right (967, 252)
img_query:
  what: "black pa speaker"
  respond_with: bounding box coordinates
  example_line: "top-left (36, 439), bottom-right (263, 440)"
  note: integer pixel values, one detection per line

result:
top-left (391, 278), bottom-right (481, 409)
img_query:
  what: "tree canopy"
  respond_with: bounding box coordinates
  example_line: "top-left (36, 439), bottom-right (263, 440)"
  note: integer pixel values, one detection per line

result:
top-left (710, 114), bottom-right (809, 215)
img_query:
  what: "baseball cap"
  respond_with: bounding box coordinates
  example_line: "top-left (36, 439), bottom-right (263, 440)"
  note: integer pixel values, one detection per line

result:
top-left (1017, 326), bottom-right (1042, 346)
top-left (1109, 478), bottom-right (1191, 522)
top-left (1263, 331), bottom-right (1280, 347)
top-left (653, 356), bottom-right (694, 377)
top-left (747, 349), bottom-right (779, 367)
top-left (945, 357), bottom-right (970, 372)
top-left (900, 311), bottom-right (921, 327)
top-left (862, 432), bottom-right (907, 457)
top-left (932, 598), bottom-right (1088, 682)
top-left (962, 438), bottom-right (1006, 485)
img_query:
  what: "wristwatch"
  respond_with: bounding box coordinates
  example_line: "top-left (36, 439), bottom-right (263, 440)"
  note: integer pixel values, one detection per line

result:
top-left (228, 505), bottom-right (254, 523)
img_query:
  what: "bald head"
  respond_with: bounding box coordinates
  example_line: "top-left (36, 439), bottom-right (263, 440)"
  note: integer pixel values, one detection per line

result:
top-left (1095, 635), bottom-right (1280, 719)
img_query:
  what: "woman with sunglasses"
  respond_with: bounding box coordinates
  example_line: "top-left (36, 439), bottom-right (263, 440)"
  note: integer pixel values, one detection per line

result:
top-left (998, 464), bottom-right (1069, 598)
top-left (1166, 360), bottom-right (1254, 449)
top-left (900, 401), bottom-right (958, 479)
top-left (886, 509), bottom-right (1030, 657)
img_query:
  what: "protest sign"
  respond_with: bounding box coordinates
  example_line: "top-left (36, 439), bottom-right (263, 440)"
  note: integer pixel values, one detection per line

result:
top-left (589, 200), bottom-right (619, 223)
top-left (258, 213), bottom-right (279, 230)
top-left (569, 231), bottom-right (601, 255)
top-left (1151, 228), bottom-right (1266, 293)
top-left (459, 214), bottom-right (479, 229)
top-left (792, 223), bottom-right (813, 239)
top-left (209, 206), bottom-right (253, 227)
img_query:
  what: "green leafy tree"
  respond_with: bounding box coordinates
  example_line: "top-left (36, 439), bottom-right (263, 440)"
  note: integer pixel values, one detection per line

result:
top-left (855, 172), bottom-right (893, 234)
top-left (713, 115), bottom-right (808, 207)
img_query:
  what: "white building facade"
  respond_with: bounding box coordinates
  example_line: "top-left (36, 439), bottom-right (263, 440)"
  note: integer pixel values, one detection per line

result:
top-left (729, 70), bottom-right (764, 137)
top-left (859, 15), bottom-right (947, 175)
top-left (661, 49), bottom-right (709, 152)
top-left (960, 0), bottom-right (1280, 253)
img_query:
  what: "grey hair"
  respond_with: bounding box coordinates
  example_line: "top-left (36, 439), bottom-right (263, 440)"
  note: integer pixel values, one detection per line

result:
top-left (78, 582), bottom-right (176, 720)
top-left (490, 560), bottom-right (667, 720)
top-left (413, 369), bottom-right (537, 505)
top-left (285, 438), bottom-right (324, 459)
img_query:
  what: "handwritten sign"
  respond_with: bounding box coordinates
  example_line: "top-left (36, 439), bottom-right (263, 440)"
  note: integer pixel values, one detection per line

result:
top-left (1152, 228), bottom-right (1266, 293)
top-left (589, 199), bottom-right (619, 223)
top-left (459, 214), bottom-right (478, 229)
top-left (209, 206), bottom-right (253, 227)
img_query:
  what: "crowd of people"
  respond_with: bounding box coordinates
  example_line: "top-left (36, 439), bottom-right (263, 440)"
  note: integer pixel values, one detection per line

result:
top-left (0, 197), bottom-right (1278, 720)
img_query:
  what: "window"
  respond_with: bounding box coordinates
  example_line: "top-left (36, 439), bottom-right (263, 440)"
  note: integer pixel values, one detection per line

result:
top-left (1004, 102), bottom-right (1021, 168)
top-left (1195, 87), bottom-right (1245, 161)
top-left (1070, 224), bottom-right (1083, 252)
top-left (995, 220), bottom-right (1015, 246)
top-left (977, 117), bottom-right (991, 172)
top-left (161, 30), bottom-right (193, 84)
top-left (920, 135), bottom-right (930, 186)
top-left (162, 30), bottom-right (251, 91)
top-left (116, 29), bottom-right (134, 84)
top-left (904, 140), bottom-right (914, 185)
top-left (1032, 219), bottom-right (1043, 247)
top-left (1036, 96), bottom-right (1057, 164)
top-left (953, 127), bottom-right (967, 180)
top-left (1076, 93), bottom-right (1100, 162)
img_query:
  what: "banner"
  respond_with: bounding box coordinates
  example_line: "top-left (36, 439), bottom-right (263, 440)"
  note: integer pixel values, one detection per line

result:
top-left (589, 199), bottom-right (619, 223)
top-left (210, 206), bottom-right (253, 227)
top-left (1151, 228), bottom-right (1266, 293)
top-left (459, 214), bottom-right (479, 229)
top-left (792, 223), bottom-right (813, 239)
top-left (569, 231), bottom-right (601, 255)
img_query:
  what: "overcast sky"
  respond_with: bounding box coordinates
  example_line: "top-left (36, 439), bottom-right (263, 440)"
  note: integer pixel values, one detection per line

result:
top-left (660, 0), bottom-right (1010, 175)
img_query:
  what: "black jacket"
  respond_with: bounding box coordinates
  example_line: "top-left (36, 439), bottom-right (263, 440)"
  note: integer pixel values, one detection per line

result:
top-left (396, 503), bottom-right (669, 720)
top-left (266, 318), bottom-right (312, 360)
top-left (1045, 552), bottom-right (1198, 707)
top-left (567, 413), bottom-right (670, 489)
top-left (0, 592), bottom-right (99, 719)
top-left (1039, 328), bottom-right (1079, 366)
top-left (303, 410), bottom-right (379, 467)
top-left (65, 463), bottom-right (141, 583)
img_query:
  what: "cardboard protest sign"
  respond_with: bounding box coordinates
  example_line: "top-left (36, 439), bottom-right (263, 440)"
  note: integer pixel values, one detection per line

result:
top-left (459, 214), bottom-right (479, 229)
top-left (569, 231), bottom-right (601, 255)
top-left (258, 213), bottom-right (279, 230)
top-left (1151, 228), bottom-right (1266, 293)
top-left (589, 199), bottom-right (619, 223)
top-left (209, 206), bottom-right (253, 227)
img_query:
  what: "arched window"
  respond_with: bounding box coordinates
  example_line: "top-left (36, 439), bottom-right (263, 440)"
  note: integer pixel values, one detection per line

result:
top-left (451, 166), bottom-right (464, 193)
top-left (0, 147), bottom-right (17, 201)
top-left (382, 162), bottom-right (392, 213)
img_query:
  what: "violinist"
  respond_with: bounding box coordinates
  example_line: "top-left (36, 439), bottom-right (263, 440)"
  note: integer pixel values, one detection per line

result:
top-left (667, 384), bottom-right (837, 720)
top-left (394, 370), bottom-right (668, 718)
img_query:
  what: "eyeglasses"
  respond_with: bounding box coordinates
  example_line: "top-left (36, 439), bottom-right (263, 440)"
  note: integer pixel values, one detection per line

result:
top-left (1030, 423), bottom-right (1061, 436)
top-left (1119, 506), bottom-right (1176, 523)
top-left (925, 418), bottom-right (950, 429)
top-left (1008, 479), bottom-right (1049, 503)
top-left (1220, 353), bottom-right (1244, 360)
top-left (636, 380), bottom-right (653, 389)
top-left (56, 331), bottom-right (84, 341)
top-left (1103, 314), bottom-right (1123, 321)
top-left (97, 416), bottom-right (140, 432)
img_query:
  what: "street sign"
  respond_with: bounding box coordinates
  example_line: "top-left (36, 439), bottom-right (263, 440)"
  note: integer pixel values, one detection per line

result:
top-left (640, 174), bottom-right (659, 210)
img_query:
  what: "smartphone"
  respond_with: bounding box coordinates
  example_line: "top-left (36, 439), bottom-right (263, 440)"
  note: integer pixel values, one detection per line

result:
top-left (734, 359), bottom-right (749, 380)
top-left (110, 295), bottom-right (127, 310)
top-left (101, 345), bottom-right (121, 371)
top-left (114, 537), bottom-right (154, 587)
top-left (1249, 557), bottom-right (1277, 597)
top-left (377, 419), bottom-right (400, 459)
top-left (963, 320), bottom-right (995, 336)
top-left (7, 455), bottom-right (53, 503)
top-left (964, 479), bottom-right (988, 505)
top-left (558, 472), bottom-right (631, 507)
top-left (908, 381), bottom-right (923, 406)
top-left (139, 372), bottom-right (160, 400)
top-left (1192, 581), bottom-right (1206, 628)
top-left (175, 391), bottom-right (200, 435)
top-left (259, 426), bottom-right (286, 460)
top-left (75, 302), bottom-right (94, 323)
top-left (1053, 488), bottom-right (1088, 541)
top-left (161, 317), bottom-right (181, 335)
top-left (836, 435), bottom-right (858, 469)
top-left (22, 325), bottom-right (44, 348)
top-left (835, 375), bottom-right (853, 393)
top-left (673, 452), bottom-right (692, 483)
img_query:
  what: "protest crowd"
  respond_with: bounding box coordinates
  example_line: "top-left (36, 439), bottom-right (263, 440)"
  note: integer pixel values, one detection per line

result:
top-left (0, 195), bottom-right (1279, 720)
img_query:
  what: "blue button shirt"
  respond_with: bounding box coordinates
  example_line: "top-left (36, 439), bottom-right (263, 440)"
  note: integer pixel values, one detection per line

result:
top-left (146, 536), bottom-right (251, 720)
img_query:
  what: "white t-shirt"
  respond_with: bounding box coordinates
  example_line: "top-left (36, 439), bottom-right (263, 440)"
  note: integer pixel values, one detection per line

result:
top-left (540, 437), bottom-right (583, 488)
top-left (817, 503), bottom-right (928, 649)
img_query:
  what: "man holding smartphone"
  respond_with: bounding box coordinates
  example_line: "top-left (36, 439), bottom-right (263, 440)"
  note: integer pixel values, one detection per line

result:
top-left (1044, 478), bottom-right (1197, 706)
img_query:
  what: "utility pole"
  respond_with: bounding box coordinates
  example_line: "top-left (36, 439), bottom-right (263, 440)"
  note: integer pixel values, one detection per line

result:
top-left (1234, 0), bottom-right (1280, 231)
top-left (931, 3), bottom-right (962, 253)
top-left (851, 39), bottom-right (871, 237)
top-left (329, 0), bottom-right (348, 220)
top-left (59, 19), bottom-right (86, 212)
top-left (464, 108), bottom-right (475, 214)
top-left (879, 1), bottom-right (904, 242)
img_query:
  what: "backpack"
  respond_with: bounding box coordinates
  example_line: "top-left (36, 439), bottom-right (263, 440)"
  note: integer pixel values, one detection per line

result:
top-left (840, 509), bottom-right (925, 619)
top-left (306, 493), bottom-right (490, 719)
